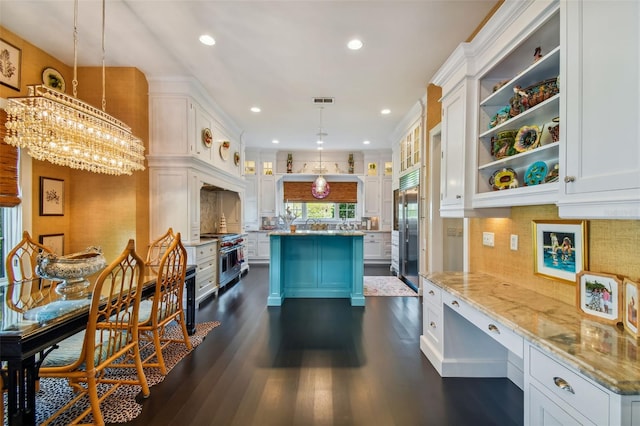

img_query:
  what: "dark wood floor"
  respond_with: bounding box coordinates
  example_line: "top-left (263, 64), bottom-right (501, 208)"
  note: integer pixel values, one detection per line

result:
top-left (120, 264), bottom-right (523, 426)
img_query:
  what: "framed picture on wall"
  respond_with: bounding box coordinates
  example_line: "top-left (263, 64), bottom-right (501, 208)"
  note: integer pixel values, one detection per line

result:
top-left (532, 220), bottom-right (588, 283)
top-left (40, 177), bottom-right (65, 216)
top-left (624, 278), bottom-right (640, 338)
top-left (39, 234), bottom-right (64, 255)
top-left (0, 38), bottom-right (21, 91)
top-left (576, 271), bottom-right (622, 324)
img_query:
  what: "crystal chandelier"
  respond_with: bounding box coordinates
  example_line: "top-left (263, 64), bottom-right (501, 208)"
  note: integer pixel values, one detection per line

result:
top-left (3, 0), bottom-right (145, 176)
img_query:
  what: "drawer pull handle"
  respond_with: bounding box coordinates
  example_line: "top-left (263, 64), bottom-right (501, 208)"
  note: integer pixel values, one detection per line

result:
top-left (428, 290), bottom-right (435, 296)
top-left (430, 321), bottom-right (436, 329)
top-left (488, 324), bottom-right (500, 334)
top-left (451, 300), bottom-right (459, 307)
top-left (553, 377), bottom-right (575, 394)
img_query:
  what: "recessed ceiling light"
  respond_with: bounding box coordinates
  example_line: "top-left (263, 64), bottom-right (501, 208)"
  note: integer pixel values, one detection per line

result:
top-left (250, 106), bottom-right (261, 113)
top-left (199, 34), bottom-right (216, 46)
top-left (316, 140), bottom-right (324, 144)
top-left (272, 139), bottom-right (279, 144)
top-left (347, 39), bottom-right (363, 50)
top-left (317, 146), bottom-right (323, 150)
top-left (363, 140), bottom-right (371, 145)
top-left (381, 108), bottom-right (391, 115)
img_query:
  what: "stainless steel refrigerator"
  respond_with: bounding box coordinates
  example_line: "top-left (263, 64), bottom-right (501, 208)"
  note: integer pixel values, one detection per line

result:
top-left (394, 183), bottom-right (419, 291)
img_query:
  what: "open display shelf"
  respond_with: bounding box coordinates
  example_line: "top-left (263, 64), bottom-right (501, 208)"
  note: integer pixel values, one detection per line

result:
top-left (474, 11), bottom-right (560, 208)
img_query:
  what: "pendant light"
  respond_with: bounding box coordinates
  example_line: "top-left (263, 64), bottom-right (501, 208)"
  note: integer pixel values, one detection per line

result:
top-left (312, 107), bottom-right (330, 199)
top-left (4, 0), bottom-right (145, 175)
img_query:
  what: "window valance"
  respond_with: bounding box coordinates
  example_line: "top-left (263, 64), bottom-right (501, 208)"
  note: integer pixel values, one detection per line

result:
top-left (283, 181), bottom-right (357, 203)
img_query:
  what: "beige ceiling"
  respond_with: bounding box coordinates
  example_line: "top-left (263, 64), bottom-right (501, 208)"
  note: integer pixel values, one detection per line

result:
top-left (1, 0), bottom-right (497, 151)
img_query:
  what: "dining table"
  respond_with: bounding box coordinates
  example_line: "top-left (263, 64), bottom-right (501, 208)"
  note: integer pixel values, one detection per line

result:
top-left (0, 265), bottom-right (197, 426)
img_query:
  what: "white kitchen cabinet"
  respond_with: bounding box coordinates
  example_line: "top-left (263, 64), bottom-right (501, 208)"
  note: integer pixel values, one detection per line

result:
top-left (524, 342), bottom-right (640, 426)
top-left (364, 176), bottom-right (380, 217)
top-left (432, 43), bottom-right (481, 218)
top-left (363, 232), bottom-right (390, 264)
top-left (193, 100), bottom-right (214, 163)
top-left (185, 241), bottom-right (218, 304)
top-left (260, 175), bottom-right (276, 217)
top-left (149, 167), bottom-right (202, 244)
top-left (257, 232), bottom-right (270, 261)
top-left (557, 0), bottom-right (640, 219)
top-left (381, 176), bottom-right (393, 230)
top-left (243, 175), bottom-right (259, 229)
top-left (245, 232), bottom-right (257, 259)
top-left (391, 231), bottom-right (399, 274)
top-left (473, 7), bottom-right (560, 208)
top-left (421, 277), bottom-right (444, 370)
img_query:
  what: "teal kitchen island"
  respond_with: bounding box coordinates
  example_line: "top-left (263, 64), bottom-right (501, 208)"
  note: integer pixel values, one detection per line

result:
top-left (268, 231), bottom-right (365, 306)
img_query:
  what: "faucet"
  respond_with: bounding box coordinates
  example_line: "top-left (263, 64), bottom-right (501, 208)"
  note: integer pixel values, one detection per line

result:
top-left (305, 218), bottom-right (316, 230)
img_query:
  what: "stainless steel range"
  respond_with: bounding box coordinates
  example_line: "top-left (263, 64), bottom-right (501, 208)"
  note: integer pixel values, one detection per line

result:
top-left (200, 233), bottom-right (244, 288)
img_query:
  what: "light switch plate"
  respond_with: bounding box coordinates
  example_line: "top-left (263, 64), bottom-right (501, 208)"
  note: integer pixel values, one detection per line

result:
top-left (482, 232), bottom-right (494, 247)
top-left (510, 234), bottom-right (518, 251)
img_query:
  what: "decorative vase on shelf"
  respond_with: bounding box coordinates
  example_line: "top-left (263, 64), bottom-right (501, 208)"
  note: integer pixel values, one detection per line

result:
top-left (348, 153), bottom-right (354, 174)
top-left (219, 213), bottom-right (228, 233)
top-left (287, 153), bottom-right (293, 174)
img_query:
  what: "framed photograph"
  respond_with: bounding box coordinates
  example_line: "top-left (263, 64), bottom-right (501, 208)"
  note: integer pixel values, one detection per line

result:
top-left (39, 234), bottom-right (64, 255)
top-left (532, 220), bottom-right (588, 283)
top-left (624, 278), bottom-right (640, 337)
top-left (40, 177), bottom-right (65, 216)
top-left (0, 38), bottom-right (22, 91)
top-left (576, 271), bottom-right (622, 324)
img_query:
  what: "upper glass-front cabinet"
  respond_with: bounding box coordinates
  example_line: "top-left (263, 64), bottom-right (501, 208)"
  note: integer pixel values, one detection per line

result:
top-left (400, 122), bottom-right (420, 173)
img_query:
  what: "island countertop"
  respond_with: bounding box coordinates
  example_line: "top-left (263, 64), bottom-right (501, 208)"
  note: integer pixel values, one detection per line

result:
top-left (269, 230), bottom-right (365, 236)
top-left (424, 271), bottom-right (640, 395)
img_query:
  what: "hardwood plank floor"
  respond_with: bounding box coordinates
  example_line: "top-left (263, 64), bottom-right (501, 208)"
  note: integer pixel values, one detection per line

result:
top-left (120, 264), bottom-right (523, 426)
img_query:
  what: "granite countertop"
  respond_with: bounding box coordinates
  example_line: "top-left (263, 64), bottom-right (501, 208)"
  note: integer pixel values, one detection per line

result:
top-left (269, 230), bottom-right (365, 236)
top-left (425, 271), bottom-right (640, 395)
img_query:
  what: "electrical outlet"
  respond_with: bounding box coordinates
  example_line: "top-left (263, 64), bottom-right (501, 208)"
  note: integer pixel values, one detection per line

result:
top-left (510, 234), bottom-right (518, 251)
top-left (482, 232), bottom-right (494, 247)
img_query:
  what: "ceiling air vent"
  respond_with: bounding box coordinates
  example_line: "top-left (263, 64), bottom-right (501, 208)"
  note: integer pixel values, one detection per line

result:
top-left (312, 97), bottom-right (334, 105)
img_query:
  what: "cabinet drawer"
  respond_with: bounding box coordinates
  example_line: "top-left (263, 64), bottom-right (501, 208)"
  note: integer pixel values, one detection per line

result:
top-left (423, 279), bottom-right (442, 307)
top-left (197, 256), bottom-right (216, 272)
top-left (196, 243), bottom-right (217, 261)
top-left (529, 345), bottom-right (609, 425)
top-left (442, 291), bottom-right (523, 358)
top-left (424, 304), bottom-right (442, 350)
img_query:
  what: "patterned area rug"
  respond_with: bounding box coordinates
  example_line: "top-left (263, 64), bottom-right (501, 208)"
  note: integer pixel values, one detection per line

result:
top-left (3, 321), bottom-right (220, 426)
top-left (364, 276), bottom-right (417, 296)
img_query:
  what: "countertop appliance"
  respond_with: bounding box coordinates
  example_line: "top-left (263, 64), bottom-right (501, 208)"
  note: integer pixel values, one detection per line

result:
top-left (200, 233), bottom-right (244, 287)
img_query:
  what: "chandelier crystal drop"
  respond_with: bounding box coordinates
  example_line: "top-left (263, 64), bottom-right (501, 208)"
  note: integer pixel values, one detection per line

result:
top-left (312, 107), bottom-right (330, 198)
top-left (3, 0), bottom-right (145, 176)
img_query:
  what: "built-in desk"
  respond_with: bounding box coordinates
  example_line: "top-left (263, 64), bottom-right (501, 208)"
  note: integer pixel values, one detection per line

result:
top-left (268, 231), bottom-right (364, 307)
top-left (422, 272), bottom-right (640, 426)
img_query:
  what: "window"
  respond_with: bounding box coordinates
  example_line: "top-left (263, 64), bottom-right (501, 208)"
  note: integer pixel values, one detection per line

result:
top-left (285, 202), bottom-right (357, 221)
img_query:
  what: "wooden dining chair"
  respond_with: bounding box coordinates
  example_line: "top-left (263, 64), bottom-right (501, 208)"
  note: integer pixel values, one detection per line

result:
top-left (38, 239), bottom-right (150, 426)
top-left (145, 227), bottom-right (176, 276)
top-left (137, 231), bottom-right (192, 374)
top-left (4, 230), bottom-right (60, 313)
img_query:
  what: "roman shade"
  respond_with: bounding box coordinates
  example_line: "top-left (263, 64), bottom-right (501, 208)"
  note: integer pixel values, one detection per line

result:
top-left (283, 181), bottom-right (357, 203)
top-left (0, 109), bottom-right (21, 207)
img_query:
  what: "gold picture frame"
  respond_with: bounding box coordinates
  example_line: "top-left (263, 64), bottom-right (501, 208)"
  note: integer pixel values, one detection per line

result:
top-left (532, 220), bottom-right (588, 283)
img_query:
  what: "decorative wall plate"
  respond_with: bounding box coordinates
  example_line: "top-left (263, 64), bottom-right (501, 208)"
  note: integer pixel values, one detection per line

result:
top-left (234, 152), bottom-right (240, 166)
top-left (202, 128), bottom-right (213, 147)
top-left (490, 168), bottom-right (517, 190)
top-left (514, 125), bottom-right (540, 152)
top-left (219, 145), bottom-right (229, 161)
top-left (524, 161), bottom-right (548, 186)
top-left (311, 181), bottom-right (330, 199)
top-left (42, 67), bottom-right (65, 92)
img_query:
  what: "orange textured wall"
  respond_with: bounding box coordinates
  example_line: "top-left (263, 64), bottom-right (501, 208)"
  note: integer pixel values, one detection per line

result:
top-left (469, 205), bottom-right (640, 305)
top-left (1, 26), bottom-right (150, 262)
